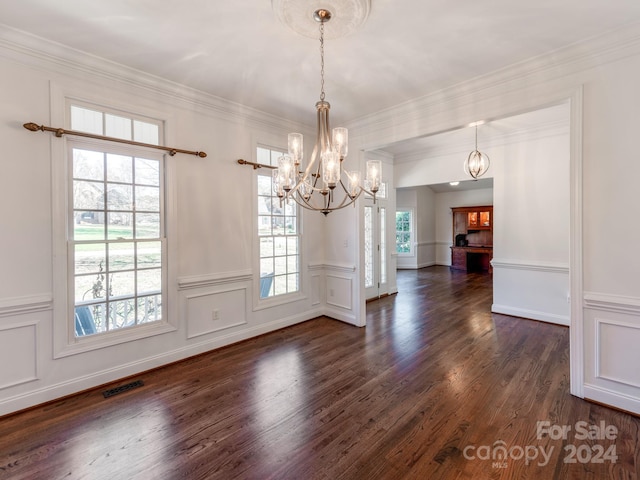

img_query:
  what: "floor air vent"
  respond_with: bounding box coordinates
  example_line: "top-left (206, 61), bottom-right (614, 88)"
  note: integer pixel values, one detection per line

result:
top-left (102, 380), bottom-right (144, 398)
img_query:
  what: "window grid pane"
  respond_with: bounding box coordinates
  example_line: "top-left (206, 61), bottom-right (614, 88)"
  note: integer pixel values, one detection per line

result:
top-left (396, 210), bottom-right (413, 254)
top-left (257, 146), bottom-right (299, 299)
top-left (364, 206), bottom-right (373, 288)
top-left (72, 142), bottom-right (164, 337)
top-left (380, 207), bottom-right (387, 285)
top-left (71, 105), bottom-right (161, 146)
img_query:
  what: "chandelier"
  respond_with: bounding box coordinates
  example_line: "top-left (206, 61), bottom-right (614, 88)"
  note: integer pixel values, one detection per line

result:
top-left (464, 123), bottom-right (490, 179)
top-left (272, 8), bottom-right (381, 215)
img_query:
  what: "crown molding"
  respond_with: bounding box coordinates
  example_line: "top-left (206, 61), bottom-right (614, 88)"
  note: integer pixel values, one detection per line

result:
top-left (347, 20), bottom-right (640, 141)
top-left (390, 119), bottom-right (570, 164)
top-left (0, 24), bottom-right (307, 134)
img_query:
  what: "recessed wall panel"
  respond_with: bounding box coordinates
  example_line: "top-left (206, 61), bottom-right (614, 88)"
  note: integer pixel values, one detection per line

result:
top-left (186, 288), bottom-right (247, 339)
top-left (597, 319), bottom-right (640, 388)
top-left (0, 323), bottom-right (37, 389)
top-left (326, 275), bottom-right (352, 310)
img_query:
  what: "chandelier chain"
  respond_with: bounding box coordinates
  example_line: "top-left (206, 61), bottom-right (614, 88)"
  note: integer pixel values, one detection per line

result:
top-left (319, 21), bottom-right (325, 101)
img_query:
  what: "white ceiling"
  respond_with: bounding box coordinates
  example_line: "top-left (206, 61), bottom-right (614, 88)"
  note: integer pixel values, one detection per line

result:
top-left (424, 178), bottom-right (494, 194)
top-left (1, 0), bottom-right (640, 127)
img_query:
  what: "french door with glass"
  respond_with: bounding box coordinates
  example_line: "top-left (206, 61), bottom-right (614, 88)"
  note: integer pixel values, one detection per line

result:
top-left (364, 201), bottom-right (387, 300)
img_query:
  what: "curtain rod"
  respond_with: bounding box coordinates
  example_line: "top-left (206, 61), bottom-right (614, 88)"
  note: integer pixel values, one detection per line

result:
top-left (23, 122), bottom-right (207, 158)
top-left (237, 158), bottom-right (276, 170)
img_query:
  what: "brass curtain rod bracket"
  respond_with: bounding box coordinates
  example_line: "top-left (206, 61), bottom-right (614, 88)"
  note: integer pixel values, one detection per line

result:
top-left (237, 158), bottom-right (276, 170)
top-left (23, 122), bottom-right (207, 158)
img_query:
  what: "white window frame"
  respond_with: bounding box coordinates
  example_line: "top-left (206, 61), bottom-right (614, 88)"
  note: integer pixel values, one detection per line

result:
top-left (51, 89), bottom-right (177, 358)
top-left (253, 142), bottom-right (305, 309)
top-left (395, 208), bottom-right (415, 256)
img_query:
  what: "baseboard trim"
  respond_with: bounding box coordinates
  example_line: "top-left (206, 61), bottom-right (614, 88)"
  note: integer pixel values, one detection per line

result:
top-left (583, 384), bottom-right (640, 416)
top-left (324, 308), bottom-right (360, 327)
top-left (397, 262), bottom-right (436, 270)
top-left (417, 261), bottom-right (436, 269)
top-left (491, 304), bottom-right (570, 326)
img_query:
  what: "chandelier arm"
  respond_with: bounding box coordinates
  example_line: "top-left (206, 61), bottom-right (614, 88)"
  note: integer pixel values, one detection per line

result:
top-left (288, 184), bottom-right (331, 212)
top-left (288, 142), bottom-right (320, 197)
top-left (317, 189), bottom-right (361, 213)
top-left (331, 191), bottom-right (357, 210)
top-left (336, 177), bottom-right (356, 200)
top-left (288, 191), bottom-right (314, 210)
top-left (325, 179), bottom-right (359, 210)
top-left (289, 183), bottom-right (368, 213)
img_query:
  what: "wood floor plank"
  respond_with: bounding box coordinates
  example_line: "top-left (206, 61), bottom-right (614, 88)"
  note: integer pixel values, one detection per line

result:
top-left (1, 266), bottom-right (639, 479)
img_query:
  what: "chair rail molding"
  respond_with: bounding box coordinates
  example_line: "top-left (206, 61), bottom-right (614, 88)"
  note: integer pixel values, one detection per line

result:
top-left (491, 259), bottom-right (570, 274)
top-left (0, 294), bottom-right (52, 318)
top-left (308, 262), bottom-right (356, 273)
top-left (584, 292), bottom-right (640, 315)
top-left (177, 270), bottom-right (253, 290)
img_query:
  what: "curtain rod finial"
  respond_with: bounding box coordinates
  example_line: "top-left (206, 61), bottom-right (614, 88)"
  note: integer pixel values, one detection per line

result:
top-left (23, 122), bottom-right (42, 132)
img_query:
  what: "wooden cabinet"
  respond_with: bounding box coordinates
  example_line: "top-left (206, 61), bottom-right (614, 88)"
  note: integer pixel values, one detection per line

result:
top-left (451, 205), bottom-right (493, 272)
top-left (467, 209), bottom-right (491, 230)
top-left (451, 247), bottom-right (467, 271)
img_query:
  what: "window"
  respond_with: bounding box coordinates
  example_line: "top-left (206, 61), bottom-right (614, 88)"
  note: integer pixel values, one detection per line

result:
top-left (256, 146), bottom-right (300, 299)
top-left (69, 105), bottom-right (165, 337)
top-left (380, 207), bottom-right (387, 285)
top-left (364, 206), bottom-right (374, 288)
top-left (396, 210), bottom-right (414, 255)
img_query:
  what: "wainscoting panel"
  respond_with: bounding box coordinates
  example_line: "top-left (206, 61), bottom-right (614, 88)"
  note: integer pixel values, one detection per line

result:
top-left (185, 287), bottom-right (247, 339)
top-left (583, 293), bottom-right (640, 414)
top-left (326, 274), bottom-right (352, 310)
top-left (310, 273), bottom-right (322, 307)
top-left (597, 319), bottom-right (640, 388)
top-left (492, 259), bottom-right (570, 325)
top-left (0, 321), bottom-right (38, 390)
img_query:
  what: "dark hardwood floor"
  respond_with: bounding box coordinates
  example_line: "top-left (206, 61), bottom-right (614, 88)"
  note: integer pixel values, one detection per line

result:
top-left (1, 266), bottom-right (639, 479)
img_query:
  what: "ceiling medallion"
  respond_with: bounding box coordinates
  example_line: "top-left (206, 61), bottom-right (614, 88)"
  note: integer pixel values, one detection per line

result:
top-left (271, 0), bottom-right (371, 39)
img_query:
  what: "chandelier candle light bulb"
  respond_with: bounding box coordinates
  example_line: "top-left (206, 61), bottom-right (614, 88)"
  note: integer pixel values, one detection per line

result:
top-left (272, 8), bottom-right (381, 215)
top-left (277, 155), bottom-right (296, 191)
top-left (288, 133), bottom-right (303, 166)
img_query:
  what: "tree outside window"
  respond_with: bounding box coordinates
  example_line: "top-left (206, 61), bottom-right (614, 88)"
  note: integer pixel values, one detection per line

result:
top-left (396, 210), bottom-right (413, 255)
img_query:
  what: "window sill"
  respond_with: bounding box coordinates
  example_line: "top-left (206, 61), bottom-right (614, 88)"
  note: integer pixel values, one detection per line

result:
top-left (253, 291), bottom-right (307, 311)
top-left (54, 321), bottom-right (177, 359)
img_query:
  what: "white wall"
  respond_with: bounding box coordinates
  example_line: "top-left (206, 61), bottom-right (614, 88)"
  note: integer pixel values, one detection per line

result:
top-left (396, 186), bottom-right (436, 269)
top-left (0, 27), bottom-right (327, 415)
top-left (492, 125), bottom-right (570, 324)
top-left (347, 23), bottom-right (640, 413)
